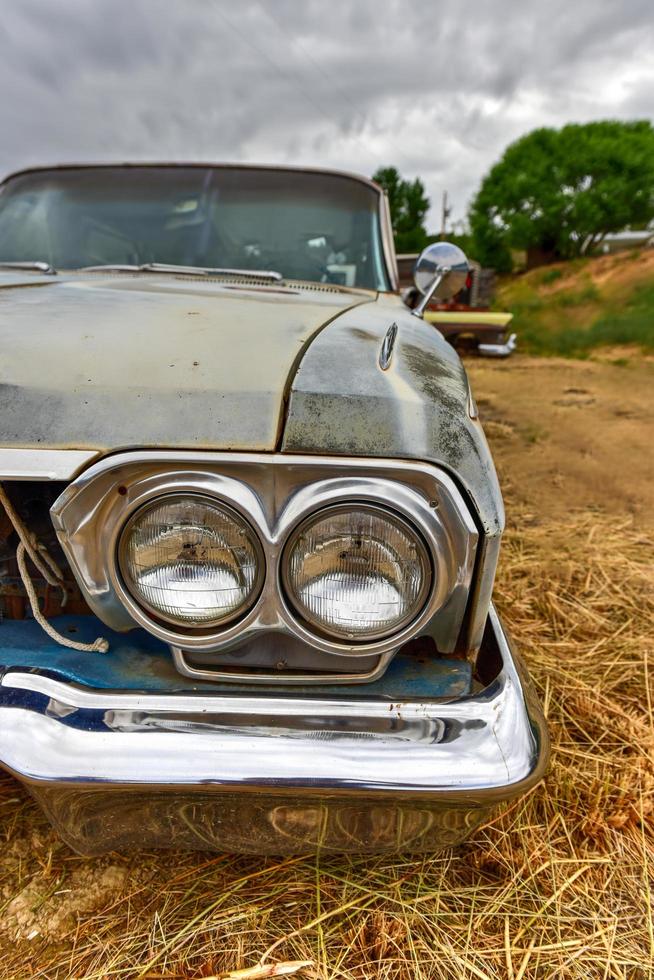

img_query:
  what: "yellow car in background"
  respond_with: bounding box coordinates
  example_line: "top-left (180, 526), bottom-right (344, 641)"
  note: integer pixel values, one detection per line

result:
top-left (424, 310), bottom-right (516, 357)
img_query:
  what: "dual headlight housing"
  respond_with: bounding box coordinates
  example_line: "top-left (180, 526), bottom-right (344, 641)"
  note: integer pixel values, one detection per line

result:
top-left (51, 453), bottom-right (478, 662)
top-left (118, 493), bottom-right (432, 643)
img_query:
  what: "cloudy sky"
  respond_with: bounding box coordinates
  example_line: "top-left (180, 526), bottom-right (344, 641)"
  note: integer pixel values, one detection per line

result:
top-left (1, 0), bottom-right (653, 229)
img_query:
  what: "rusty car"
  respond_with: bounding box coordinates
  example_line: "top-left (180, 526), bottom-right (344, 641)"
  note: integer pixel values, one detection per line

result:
top-left (0, 164), bottom-right (548, 853)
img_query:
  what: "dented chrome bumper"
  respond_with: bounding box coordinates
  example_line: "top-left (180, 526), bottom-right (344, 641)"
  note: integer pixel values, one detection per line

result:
top-left (0, 607), bottom-right (548, 854)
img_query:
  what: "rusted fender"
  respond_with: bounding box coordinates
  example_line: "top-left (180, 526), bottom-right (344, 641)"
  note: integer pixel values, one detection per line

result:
top-left (282, 296), bottom-right (504, 538)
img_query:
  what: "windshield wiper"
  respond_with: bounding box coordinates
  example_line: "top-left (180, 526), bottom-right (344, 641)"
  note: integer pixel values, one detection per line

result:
top-left (79, 262), bottom-right (283, 282)
top-left (0, 261), bottom-right (56, 275)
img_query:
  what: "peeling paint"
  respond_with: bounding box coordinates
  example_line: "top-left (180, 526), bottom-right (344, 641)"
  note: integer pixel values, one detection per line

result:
top-left (0, 614), bottom-right (472, 698)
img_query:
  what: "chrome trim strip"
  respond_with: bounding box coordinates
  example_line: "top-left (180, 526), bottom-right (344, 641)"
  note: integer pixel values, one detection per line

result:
top-left (1, 661), bottom-right (428, 715)
top-left (378, 322), bottom-right (398, 370)
top-left (379, 192), bottom-right (399, 291)
top-left (0, 260), bottom-right (56, 275)
top-left (171, 646), bottom-right (391, 686)
top-left (467, 533), bottom-right (501, 656)
top-left (0, 608), bottom-right (548, 800)
top-left (0, 449), bottom-right (99, 481)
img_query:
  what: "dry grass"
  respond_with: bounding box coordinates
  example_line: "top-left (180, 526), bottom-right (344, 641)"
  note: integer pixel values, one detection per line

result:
top-left (0, 508), bottom-right (652, 978)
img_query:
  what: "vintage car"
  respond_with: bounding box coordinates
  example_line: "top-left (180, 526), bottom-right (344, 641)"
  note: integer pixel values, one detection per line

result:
top-left (397, 253), bottom-right (517, 356)
top-left (0, 164), bottom-right (548, 854)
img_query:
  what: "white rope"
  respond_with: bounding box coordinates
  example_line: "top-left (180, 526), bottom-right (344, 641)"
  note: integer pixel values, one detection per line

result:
top-left (0, 482), bottom-right (109, 653)
top-left (0, 483), bottom-right (66, 595)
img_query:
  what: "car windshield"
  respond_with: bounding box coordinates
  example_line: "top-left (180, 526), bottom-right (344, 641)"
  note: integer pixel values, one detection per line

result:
top-left (0, 166), bottom-right (390, 290)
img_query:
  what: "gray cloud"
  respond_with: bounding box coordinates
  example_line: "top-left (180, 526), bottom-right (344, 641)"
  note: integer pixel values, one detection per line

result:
top-left (1, 0), bottom-right (652, 227)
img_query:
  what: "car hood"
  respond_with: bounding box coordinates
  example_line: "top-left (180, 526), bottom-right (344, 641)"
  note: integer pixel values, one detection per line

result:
top-left (0, 271), bottom-right (371, 451)
top-left (0, 269), bottom-right (502, 538)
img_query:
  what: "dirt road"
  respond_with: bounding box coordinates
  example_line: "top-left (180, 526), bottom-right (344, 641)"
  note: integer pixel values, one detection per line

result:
top-left (468, 353), bottom-right (654, 524)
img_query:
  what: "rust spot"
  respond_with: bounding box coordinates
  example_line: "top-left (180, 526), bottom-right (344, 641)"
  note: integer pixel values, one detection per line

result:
top-left (117, 485), bottom-right (127, 496)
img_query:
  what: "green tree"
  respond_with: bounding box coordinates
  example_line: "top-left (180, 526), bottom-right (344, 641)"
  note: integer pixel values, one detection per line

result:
top-left (470, 120), bottom-right (654, 270)
top-left (373, 166), bottom-right (430, 253)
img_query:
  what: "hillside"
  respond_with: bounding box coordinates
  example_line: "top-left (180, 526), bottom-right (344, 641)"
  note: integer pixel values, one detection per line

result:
top-left (496, 248), bottom-right (654, 356)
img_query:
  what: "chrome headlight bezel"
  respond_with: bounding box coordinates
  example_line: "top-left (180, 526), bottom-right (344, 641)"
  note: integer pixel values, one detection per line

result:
top-left (51, 452), bottom-right (478, 659)
top-left (117, 492), bottom-right (266, 631)
top-left (280, 501), bottom-right (433, 642)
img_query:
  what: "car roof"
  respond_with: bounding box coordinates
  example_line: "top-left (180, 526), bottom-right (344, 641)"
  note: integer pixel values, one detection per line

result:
top-left (0, 162), bottom-right (385, 196)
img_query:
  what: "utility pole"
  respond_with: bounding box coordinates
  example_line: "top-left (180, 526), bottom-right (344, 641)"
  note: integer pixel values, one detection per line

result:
top-left (440, 191), bottom-right (451, 240)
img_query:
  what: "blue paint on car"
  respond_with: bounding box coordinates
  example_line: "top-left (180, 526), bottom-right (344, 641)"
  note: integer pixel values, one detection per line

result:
top-left (0, 614), bottom-right (471, 699)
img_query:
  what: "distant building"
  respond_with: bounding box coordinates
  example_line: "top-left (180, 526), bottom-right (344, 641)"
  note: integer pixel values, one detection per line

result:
top-left (599, 230), bottom-right (654, 254)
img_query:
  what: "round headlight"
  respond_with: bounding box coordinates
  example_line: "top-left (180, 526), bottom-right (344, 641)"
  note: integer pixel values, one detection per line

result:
top-left (282, 505), bottom-right (431, 641)
top-left (118, 494), bottom-right (263, 628)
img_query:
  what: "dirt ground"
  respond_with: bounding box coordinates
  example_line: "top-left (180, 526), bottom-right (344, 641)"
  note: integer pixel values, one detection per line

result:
top-left (0, 354), bottom-right (652, 978)
top-left (468, 353), bottom-right (654, 525)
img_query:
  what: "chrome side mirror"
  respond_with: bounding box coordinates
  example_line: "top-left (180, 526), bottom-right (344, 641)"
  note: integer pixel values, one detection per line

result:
top-left (411, 242), bottom-right (470, 317)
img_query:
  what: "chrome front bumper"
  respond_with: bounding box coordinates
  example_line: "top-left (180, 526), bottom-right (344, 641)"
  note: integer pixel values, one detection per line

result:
top-left (478, 333), bottom-right (518, 358)
top-left (0, 607), bottom-right (548, 854)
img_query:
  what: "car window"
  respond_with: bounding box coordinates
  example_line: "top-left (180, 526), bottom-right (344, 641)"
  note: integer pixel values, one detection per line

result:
top-left (0, 167), bottom-right (390, 290)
